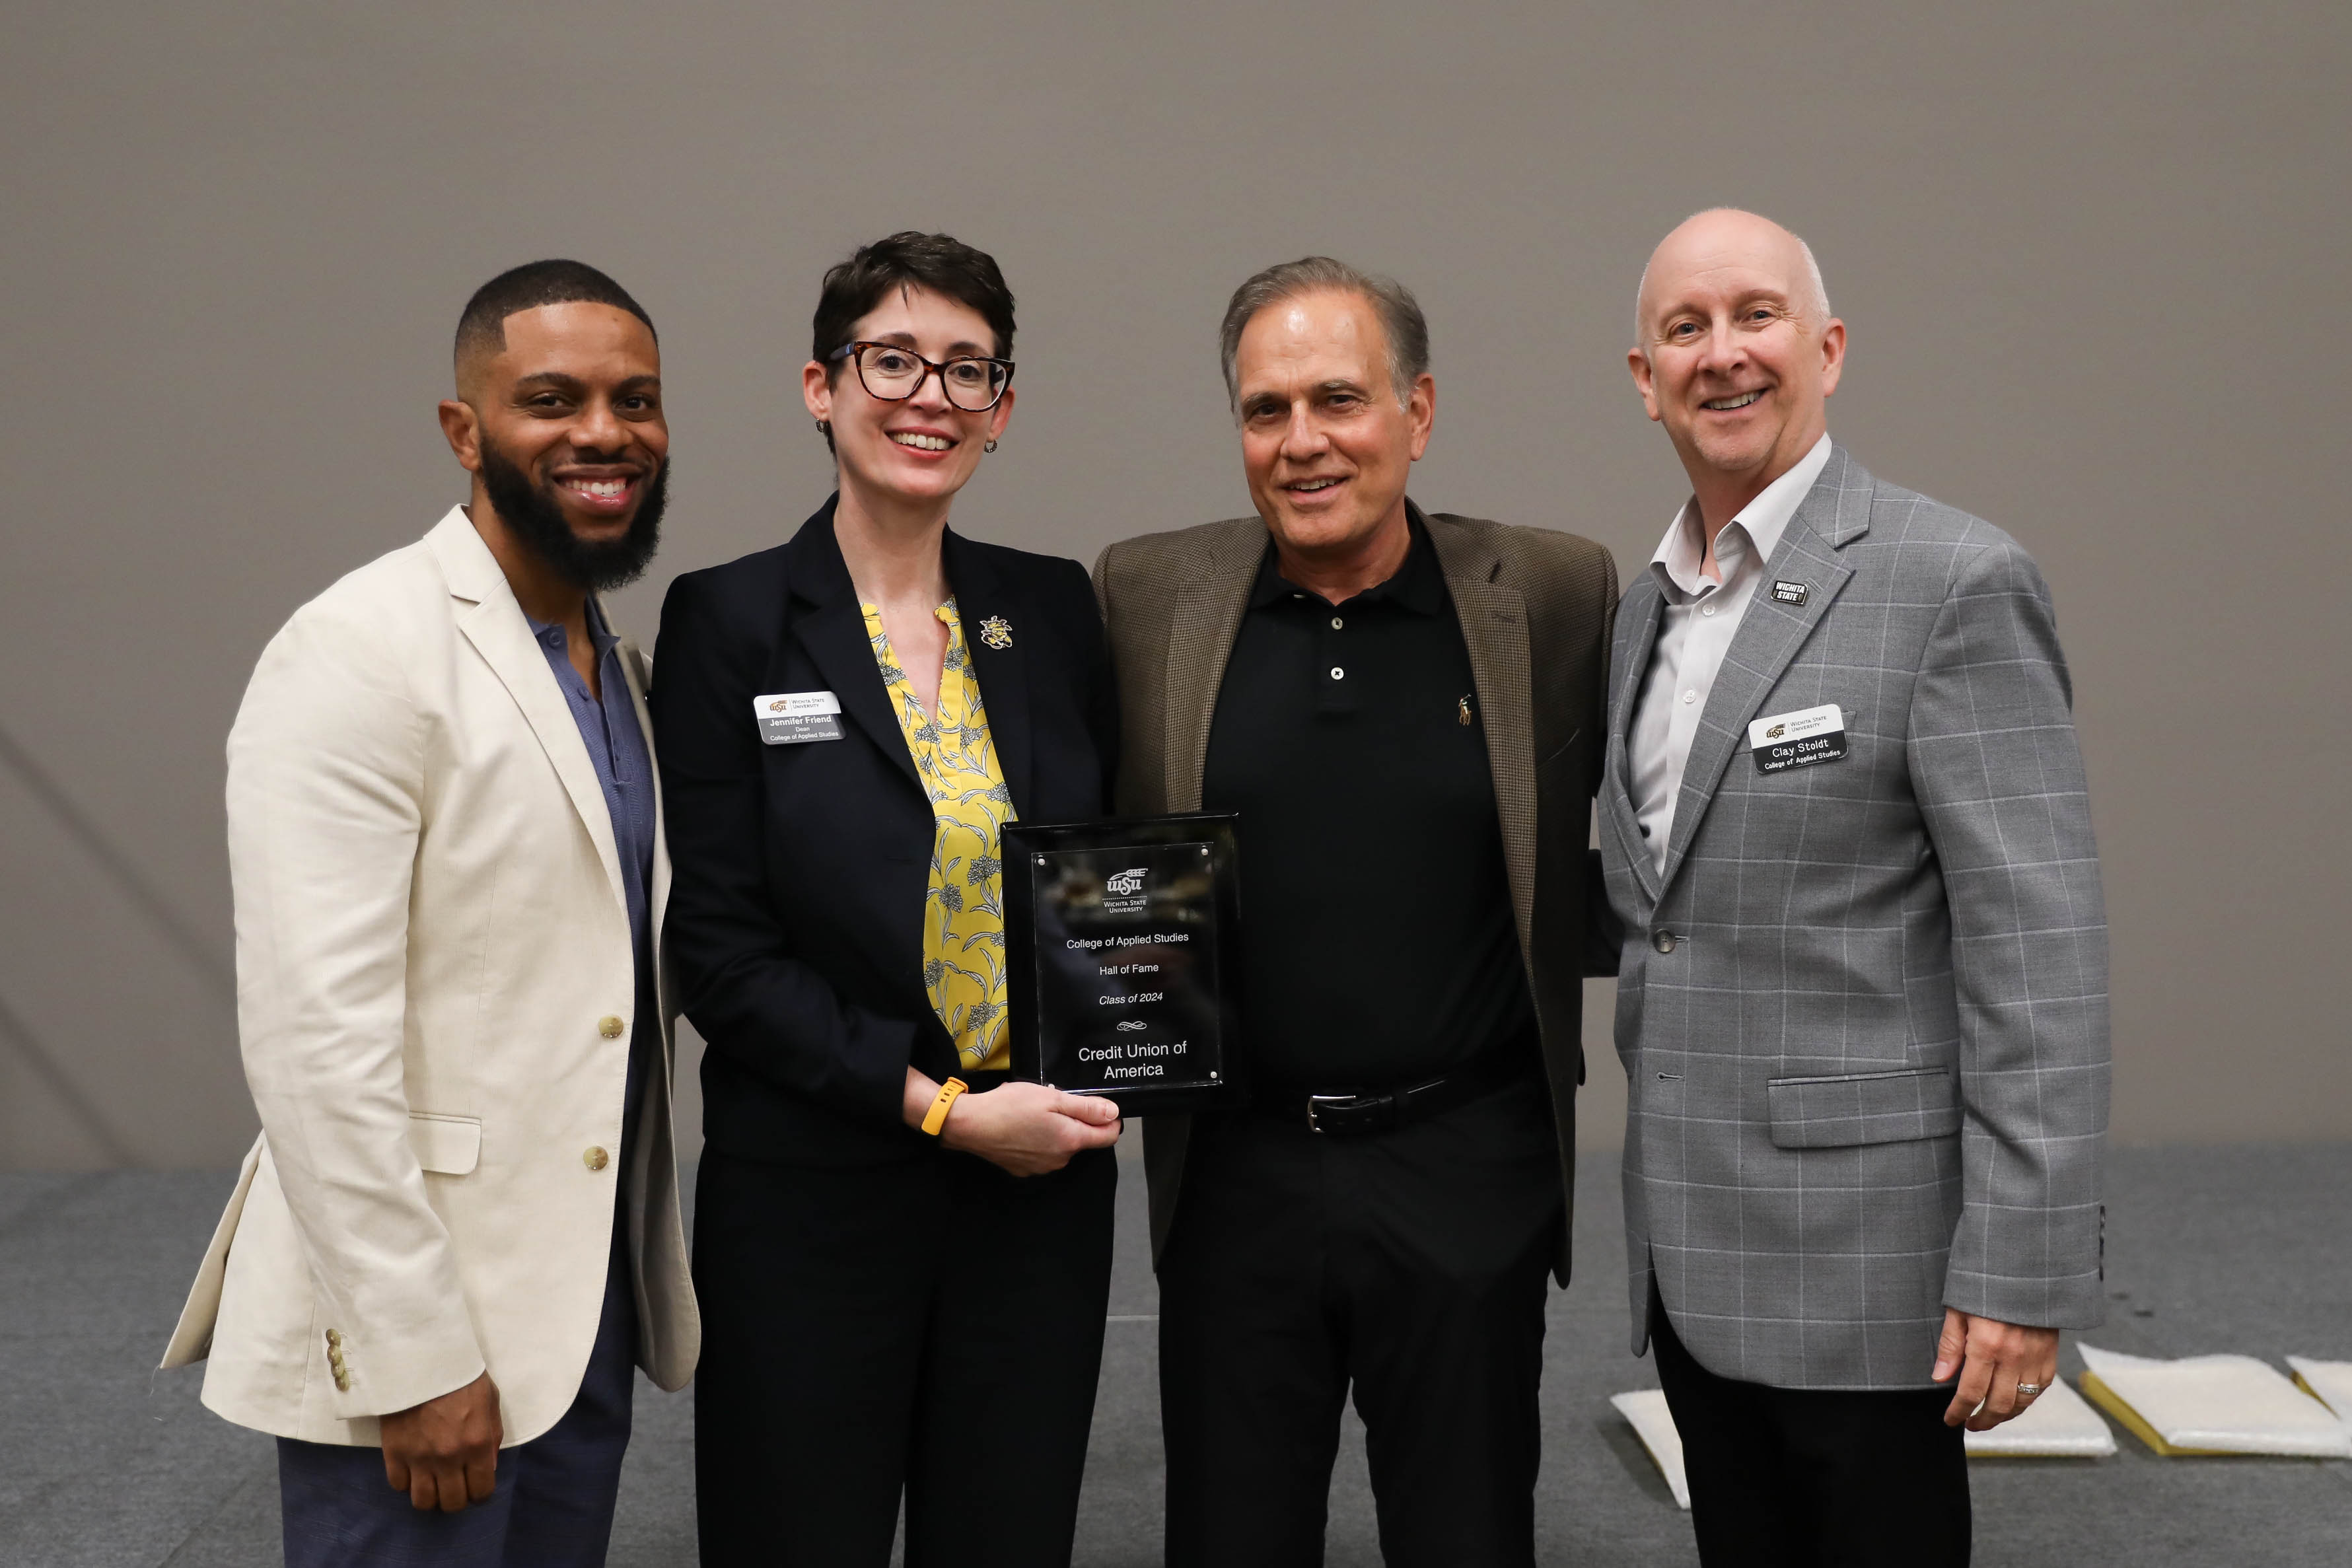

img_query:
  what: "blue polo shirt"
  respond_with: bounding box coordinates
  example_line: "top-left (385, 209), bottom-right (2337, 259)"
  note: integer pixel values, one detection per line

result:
top-left (526, 597), bottom-right (656, 1186)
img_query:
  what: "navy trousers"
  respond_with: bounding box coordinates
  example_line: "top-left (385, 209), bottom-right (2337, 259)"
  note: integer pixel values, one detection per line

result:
top-left (277, 1225), bottom-right (639, 1568)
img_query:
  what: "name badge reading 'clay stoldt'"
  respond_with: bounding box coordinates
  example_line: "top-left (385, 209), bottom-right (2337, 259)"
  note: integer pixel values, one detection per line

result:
top-left (1747, 703), bottom-right (1848, 774)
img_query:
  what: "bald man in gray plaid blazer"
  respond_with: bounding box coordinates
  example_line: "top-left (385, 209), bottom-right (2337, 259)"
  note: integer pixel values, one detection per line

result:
top-left (1603, 210), bottom-right (2110, 1565)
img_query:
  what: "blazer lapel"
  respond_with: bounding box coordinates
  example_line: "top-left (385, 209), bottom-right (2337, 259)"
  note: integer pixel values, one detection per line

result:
top-left (1161, 518), bottom-right (1264, 812)
top-left (1426, 511), bottom-right (1538, 961)
top-left (1655, 454), bottom-right (1872, 892)
top-left (783, 501), bottom-right (922, 793)
top-left (943, 528), bottom-right (1034, 816)
top-left (427, 510), bottom-right (627, 915)
top-left (1604, 577), bottom-right (1667, 906)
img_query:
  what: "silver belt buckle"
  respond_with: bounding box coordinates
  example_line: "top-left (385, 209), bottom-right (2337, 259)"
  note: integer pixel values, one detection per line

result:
top-left (1307, 1094), bottom-right (1354, 1133)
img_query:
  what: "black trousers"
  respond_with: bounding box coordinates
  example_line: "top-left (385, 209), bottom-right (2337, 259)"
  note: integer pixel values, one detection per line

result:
top-left (1649, 1296), bottom-right (1971, 1568)
top-left (1157, 1074), bottom-right (1563, 1568)
top-left (692, 1143), bottom-right (1116, 1567)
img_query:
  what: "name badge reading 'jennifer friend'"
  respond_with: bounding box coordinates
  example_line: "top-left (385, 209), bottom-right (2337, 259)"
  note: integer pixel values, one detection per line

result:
top-left (752, 690), bottom-right (844, 745)
top-left (1747, 703), bottom-right (1847, 774)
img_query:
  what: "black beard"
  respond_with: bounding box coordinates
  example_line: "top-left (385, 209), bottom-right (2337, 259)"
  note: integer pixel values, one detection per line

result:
top-left (478, 439), bottom-right (667, 593)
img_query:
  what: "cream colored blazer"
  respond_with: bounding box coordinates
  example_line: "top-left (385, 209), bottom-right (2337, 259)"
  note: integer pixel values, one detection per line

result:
top-left (159, 507), bottom-right (698, 1446)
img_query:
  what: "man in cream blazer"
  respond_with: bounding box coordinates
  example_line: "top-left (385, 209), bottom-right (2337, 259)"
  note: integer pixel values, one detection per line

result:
top-left (162, 261), bottom-right (696, 1566)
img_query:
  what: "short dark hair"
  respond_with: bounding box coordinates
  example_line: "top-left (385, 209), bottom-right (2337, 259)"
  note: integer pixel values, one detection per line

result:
top-left (811, 231), bottom-right (1016, 371)
top-left (454, 259), bottom-right (656, 378)
top-left (1218, 256), bottom-right (1429, 414)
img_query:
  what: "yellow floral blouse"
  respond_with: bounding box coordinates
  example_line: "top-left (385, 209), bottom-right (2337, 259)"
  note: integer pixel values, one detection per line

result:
top-left (861, 596), bottom-right (1016, 1071)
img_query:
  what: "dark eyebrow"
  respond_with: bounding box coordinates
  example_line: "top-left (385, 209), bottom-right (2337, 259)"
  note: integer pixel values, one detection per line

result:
top-left (869, 332), bottom-right (991, 359)
top-left (510, 371), bottom-right (661, 394)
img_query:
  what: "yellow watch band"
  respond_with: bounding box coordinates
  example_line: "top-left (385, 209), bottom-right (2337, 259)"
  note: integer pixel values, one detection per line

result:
top-left (921, 1077), bottom-right (970, 1137)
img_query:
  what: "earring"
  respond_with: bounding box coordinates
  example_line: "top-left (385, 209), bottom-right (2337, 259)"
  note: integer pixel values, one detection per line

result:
top-left (814, 418), bottom-right (830, 436)
top-left (983, 439), bottom-right (999, 453)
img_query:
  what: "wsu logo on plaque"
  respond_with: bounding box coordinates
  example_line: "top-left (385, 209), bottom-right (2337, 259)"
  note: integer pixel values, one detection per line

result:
top-left (1102, 867), bottom-right (1149, 915)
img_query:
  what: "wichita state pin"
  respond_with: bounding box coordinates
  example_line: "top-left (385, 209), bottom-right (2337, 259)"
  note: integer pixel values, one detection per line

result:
top-left (978, 615), bottom-right (1014, 651)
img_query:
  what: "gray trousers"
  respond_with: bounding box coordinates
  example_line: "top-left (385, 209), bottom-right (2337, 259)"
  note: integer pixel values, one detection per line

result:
top-left (275, 1225), bottom-right (637, 1568)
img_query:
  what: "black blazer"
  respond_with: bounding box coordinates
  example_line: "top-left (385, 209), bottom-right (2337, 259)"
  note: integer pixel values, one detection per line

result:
top-left (653, 499), bottom-right (1118, 1166)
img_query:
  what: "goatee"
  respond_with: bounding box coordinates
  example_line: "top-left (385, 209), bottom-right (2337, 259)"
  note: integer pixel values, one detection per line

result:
top-left (478, 439), bottom-right (667, 593)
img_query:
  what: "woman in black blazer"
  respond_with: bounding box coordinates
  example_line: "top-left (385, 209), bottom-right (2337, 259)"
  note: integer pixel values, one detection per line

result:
top-left (652, 232), bottom-right (1123, 1567)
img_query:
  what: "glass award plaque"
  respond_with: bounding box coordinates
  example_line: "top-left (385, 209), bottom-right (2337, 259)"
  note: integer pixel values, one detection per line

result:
top-left (1001, 812), bottom-right (1244, 1115)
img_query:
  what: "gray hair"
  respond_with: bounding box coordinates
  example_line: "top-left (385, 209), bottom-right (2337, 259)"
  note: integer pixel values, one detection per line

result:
top-left (1632, 209), bottom-right (1832, 345)
top-left (1219, 256), bottom-right (1430, 414)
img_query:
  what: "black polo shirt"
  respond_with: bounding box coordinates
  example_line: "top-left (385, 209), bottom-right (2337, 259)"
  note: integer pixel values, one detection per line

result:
top-left (1203, 511), bottom-right (1536, 1090)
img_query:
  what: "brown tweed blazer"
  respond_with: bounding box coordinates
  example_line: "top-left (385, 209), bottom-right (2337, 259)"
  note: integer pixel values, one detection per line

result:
top-left (1092, 505), bottom-right (1617, 1277)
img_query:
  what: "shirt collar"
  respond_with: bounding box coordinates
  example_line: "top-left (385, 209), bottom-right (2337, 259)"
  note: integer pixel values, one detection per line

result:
top-left (1647, 431), bottom-right (1834, 604)
top-left (526, 596), bottom-right (622, 657)
top-left (1247, 503), bottom-right (1446, 616)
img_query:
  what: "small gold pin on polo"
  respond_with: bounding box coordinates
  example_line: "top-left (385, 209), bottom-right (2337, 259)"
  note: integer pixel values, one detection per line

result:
top-left (979, 615), bottom-right (1013, 651)
top-left (1458, 695), bottom-right (1473, 726)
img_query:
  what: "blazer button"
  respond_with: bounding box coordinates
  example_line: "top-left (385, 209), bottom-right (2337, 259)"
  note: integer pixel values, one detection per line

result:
top-left (1652, 930), bottom-right (1677, 954)
top-left (584, 1146), bottom-right (610, 1172)
top-left (598, 1015), bottom-right (625, 1040)
top-left (333, 1369), bottom-right (352, 1392)
top-left (324, 1328), bottom-right (342, 1348)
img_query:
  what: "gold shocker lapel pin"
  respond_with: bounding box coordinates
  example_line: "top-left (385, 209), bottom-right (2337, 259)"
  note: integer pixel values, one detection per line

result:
top-left (978, 616), bottom-right (1014, 651)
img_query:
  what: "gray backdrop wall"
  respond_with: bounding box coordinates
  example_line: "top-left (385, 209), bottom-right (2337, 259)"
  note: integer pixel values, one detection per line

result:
top-left (4, 3), bottom-right (2345, 1170)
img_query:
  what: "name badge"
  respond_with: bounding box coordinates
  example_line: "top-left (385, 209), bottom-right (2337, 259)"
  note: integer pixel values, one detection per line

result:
top-left (754, 691), bottom-right (843, 745)
top-left (1747, 703), bottom-right (1847, 774)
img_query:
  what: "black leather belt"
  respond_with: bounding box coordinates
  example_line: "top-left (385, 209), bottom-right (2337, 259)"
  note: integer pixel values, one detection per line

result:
top-left (1258, 1038), bottom-right (1537, 1137)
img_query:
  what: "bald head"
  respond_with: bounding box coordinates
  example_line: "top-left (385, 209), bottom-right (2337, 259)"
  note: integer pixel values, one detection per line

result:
top-left (1624, 207), bottom-right (1847, 524)
top-left (1633, 209), bottom-right (1828, 347)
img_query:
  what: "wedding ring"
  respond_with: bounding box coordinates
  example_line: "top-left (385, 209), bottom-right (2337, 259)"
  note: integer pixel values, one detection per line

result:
top-left (2015, 1382), bottom-right (2045, 1398)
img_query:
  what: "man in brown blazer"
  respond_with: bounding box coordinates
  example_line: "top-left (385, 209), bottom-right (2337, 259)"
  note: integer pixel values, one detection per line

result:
top-left (1093, 257), bottom-right (1616, 1568)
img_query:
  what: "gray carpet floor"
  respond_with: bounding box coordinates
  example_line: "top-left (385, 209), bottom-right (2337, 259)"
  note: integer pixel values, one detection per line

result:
top-left (5, 1142), bottom-right (2349, 1565)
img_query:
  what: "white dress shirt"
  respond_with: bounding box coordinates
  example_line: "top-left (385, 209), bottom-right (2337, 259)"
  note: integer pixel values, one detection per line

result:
top-left (1629, 433), bottom-right (1833, 873)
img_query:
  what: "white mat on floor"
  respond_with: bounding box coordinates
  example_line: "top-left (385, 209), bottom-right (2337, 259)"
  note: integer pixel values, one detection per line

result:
top-left (2285, 1357), bottom-right (2352, 1435)
top-left (2076, 1345), bottom-right (2352, 1457)
top-left (1610, 1390), bottom-right (1690, 1509)
top-left (1962, 1373), bottom-right (2117, 1457)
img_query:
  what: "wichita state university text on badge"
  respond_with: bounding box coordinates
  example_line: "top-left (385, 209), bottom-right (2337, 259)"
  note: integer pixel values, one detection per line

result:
top-left (1747, 703), bottom-right (1847, 774)
top-left (753, 691), bottom-right (843, 745)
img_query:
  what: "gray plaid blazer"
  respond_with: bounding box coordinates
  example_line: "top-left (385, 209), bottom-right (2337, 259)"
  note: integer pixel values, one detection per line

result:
top-left (1600, 445), bottom-right (2110, 1390)
top-left (1096, 506), bottom-right (1616, 1278)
